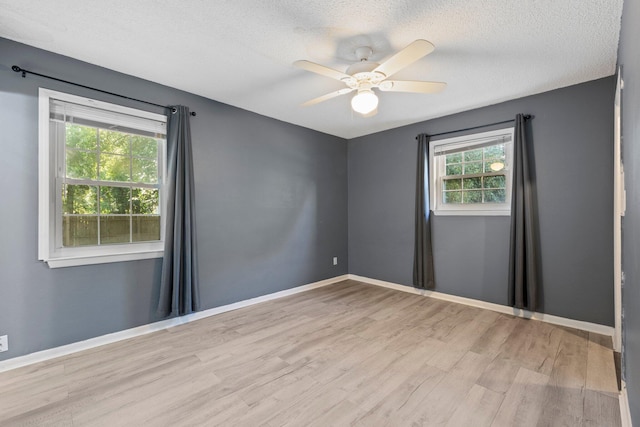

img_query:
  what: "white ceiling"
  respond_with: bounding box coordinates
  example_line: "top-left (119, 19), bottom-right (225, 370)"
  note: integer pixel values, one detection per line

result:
top-left (0, 0), bottom-right (624, 139)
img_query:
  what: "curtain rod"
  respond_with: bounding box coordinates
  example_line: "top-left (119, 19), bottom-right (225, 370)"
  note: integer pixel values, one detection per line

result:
top-left (417, 114), bottom-right (532, 139)
top-left (12, 65), bottom-right (196, 116)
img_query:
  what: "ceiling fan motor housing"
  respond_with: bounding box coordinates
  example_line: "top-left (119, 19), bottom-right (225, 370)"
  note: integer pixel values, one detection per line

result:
top-left (344, 61), bottom-right (385, 89)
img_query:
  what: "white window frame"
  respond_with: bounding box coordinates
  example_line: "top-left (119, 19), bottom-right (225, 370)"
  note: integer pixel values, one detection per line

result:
top-left (38, 88), bottom-right (167, 268)
top-left (429, 127), bottom-right (515, 216)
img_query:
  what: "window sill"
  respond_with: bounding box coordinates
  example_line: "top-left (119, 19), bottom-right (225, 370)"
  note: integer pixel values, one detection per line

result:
top-left (43, 250), bottom-right (163, 268)
top-left (433, 210), bottom-right (511, 216)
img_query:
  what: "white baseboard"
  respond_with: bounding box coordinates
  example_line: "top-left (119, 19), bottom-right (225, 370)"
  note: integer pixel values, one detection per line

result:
top-left (0, 274), bottom-right (348, 373)
top-left (348, 274), bottom-right (615, 337)
top-left (620, 381), bottom-right (633, 427)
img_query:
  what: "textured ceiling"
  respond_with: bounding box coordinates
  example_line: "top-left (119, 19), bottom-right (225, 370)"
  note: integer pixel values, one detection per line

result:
top-left (0, 0), bottom-right (624, 139)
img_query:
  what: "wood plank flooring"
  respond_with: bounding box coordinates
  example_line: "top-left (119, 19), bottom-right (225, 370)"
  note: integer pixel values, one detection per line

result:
top-left (0, 280), bottom-right (621, 426)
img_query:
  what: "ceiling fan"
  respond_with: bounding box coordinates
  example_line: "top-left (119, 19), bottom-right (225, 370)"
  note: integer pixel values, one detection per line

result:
top-left (294, 39), bottom-right (446, 116)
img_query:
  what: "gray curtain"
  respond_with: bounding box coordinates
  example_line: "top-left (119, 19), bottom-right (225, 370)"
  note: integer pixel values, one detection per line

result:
top-left (413, 133), bottom-right (435, 289)
top-left (508, 114), bottom-right (538, 310)
top-left (158, 106), bottom-right (200, 316)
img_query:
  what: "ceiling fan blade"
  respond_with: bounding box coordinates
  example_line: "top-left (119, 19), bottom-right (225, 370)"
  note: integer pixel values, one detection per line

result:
top-left (301, 88), bottom-right (354, 106)
top-left (373, 39), bottom-right (435, 78)
top-left (379, 80), bottom-right (447, 94)
top-left (294, 60), bottom-right (352, 81)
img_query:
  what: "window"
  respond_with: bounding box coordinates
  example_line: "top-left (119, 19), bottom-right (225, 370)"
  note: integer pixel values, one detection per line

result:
top-left (430, 127), bottom-right (514, 215)
top-left (39, 88), bottom-right (167, 268)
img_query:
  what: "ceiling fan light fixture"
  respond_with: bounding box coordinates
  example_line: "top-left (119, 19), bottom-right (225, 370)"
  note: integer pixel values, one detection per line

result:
top-left (351, 90), bottom-right (378, 115)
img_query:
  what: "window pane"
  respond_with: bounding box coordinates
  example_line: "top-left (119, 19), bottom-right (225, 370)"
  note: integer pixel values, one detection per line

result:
top-left (484, 144), bottom-right (505, 160)
top-left (99, 129), bottom-right (130, 155)
top-left (66, 124), bottom-right (97, 150)
top-left (66, 149), bottom-right (97, 180)
top-left (132, 157), bottom-right (158, 184)
top-left (463, 190), bottom-right (483, 203)
top-left (131, 136), bottom-right (158, 158)
top-left (62, 215), bottom-right (98, 247)
top-left (485, 189), bottom-right (506, 203)
top-left (132, 188), bottom-right (159, 214)
top-left (63, 185), bottom-right (97, 214)
top-left (446, 153), bottom-right (462, 164)
top-left (484, 175), bottom-right (506, 189)
top-left (99, 153), bottom-right (130, 182)
top-left (446, 164), bottom-right (462, 176)
top-left (47, 91), bottom-right (168, 259)
top-left (132, 215), bottom-right (161, 242)
top-left (433, 131), bottom-right (512, 212)
top-left (100, 216), bottom-right (130, 244)
top-left (443, 179), bottom-right (461, 190)
top-left (100, 186), bottom-right (131, 214)
top-left (464, 149), bottom-right (482, 162)
top-left (463, 177), bottom-right (481, 189)
top-left (464, 162), bottom-right (482, 174)
top-left (443, 191), bottom-right (462, 204)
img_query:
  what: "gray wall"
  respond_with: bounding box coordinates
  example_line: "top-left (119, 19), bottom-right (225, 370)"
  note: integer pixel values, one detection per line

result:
top-left (618, 0), bottom-right (640, 422)
top-left (0, 38), bottom-right (348, 360)
top-left (349, 77), bottom-right (615, 326)
top-left (0, 34), bottom-right (618, 365)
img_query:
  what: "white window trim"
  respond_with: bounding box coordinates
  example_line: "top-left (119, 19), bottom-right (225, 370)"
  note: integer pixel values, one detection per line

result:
top-left (429, 127), bottom-right (515, 216)
top-left (38, 88), bottom-right (167, 268)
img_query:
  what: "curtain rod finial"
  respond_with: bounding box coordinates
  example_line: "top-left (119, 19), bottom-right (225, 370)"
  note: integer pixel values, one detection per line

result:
top-left (11, 65), bottom-right (26, 78)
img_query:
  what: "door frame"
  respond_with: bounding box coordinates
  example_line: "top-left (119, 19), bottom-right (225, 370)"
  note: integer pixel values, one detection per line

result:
top-left (614, 68), bottom-right (624, 352)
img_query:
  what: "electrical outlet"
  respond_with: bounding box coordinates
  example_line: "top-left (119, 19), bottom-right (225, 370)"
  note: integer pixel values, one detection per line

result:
top-left (333, 257), bottom-right (338, 266)
top-left (0, 335), bottom-right (7, 353)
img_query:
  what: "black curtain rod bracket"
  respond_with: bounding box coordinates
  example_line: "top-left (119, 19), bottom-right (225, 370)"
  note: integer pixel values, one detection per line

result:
top-left (417, 115), bottom-right (532, 140)
top-left (12, 65), bottom-right (196, 116)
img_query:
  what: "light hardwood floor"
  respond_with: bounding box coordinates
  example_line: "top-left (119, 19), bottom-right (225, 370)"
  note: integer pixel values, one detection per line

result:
top-left (0, 280), bottom-right (621, 426)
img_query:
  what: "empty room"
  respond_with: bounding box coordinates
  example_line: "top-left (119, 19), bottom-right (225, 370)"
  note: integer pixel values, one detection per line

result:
top-left (1, 0), bottom-right (640, 425)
